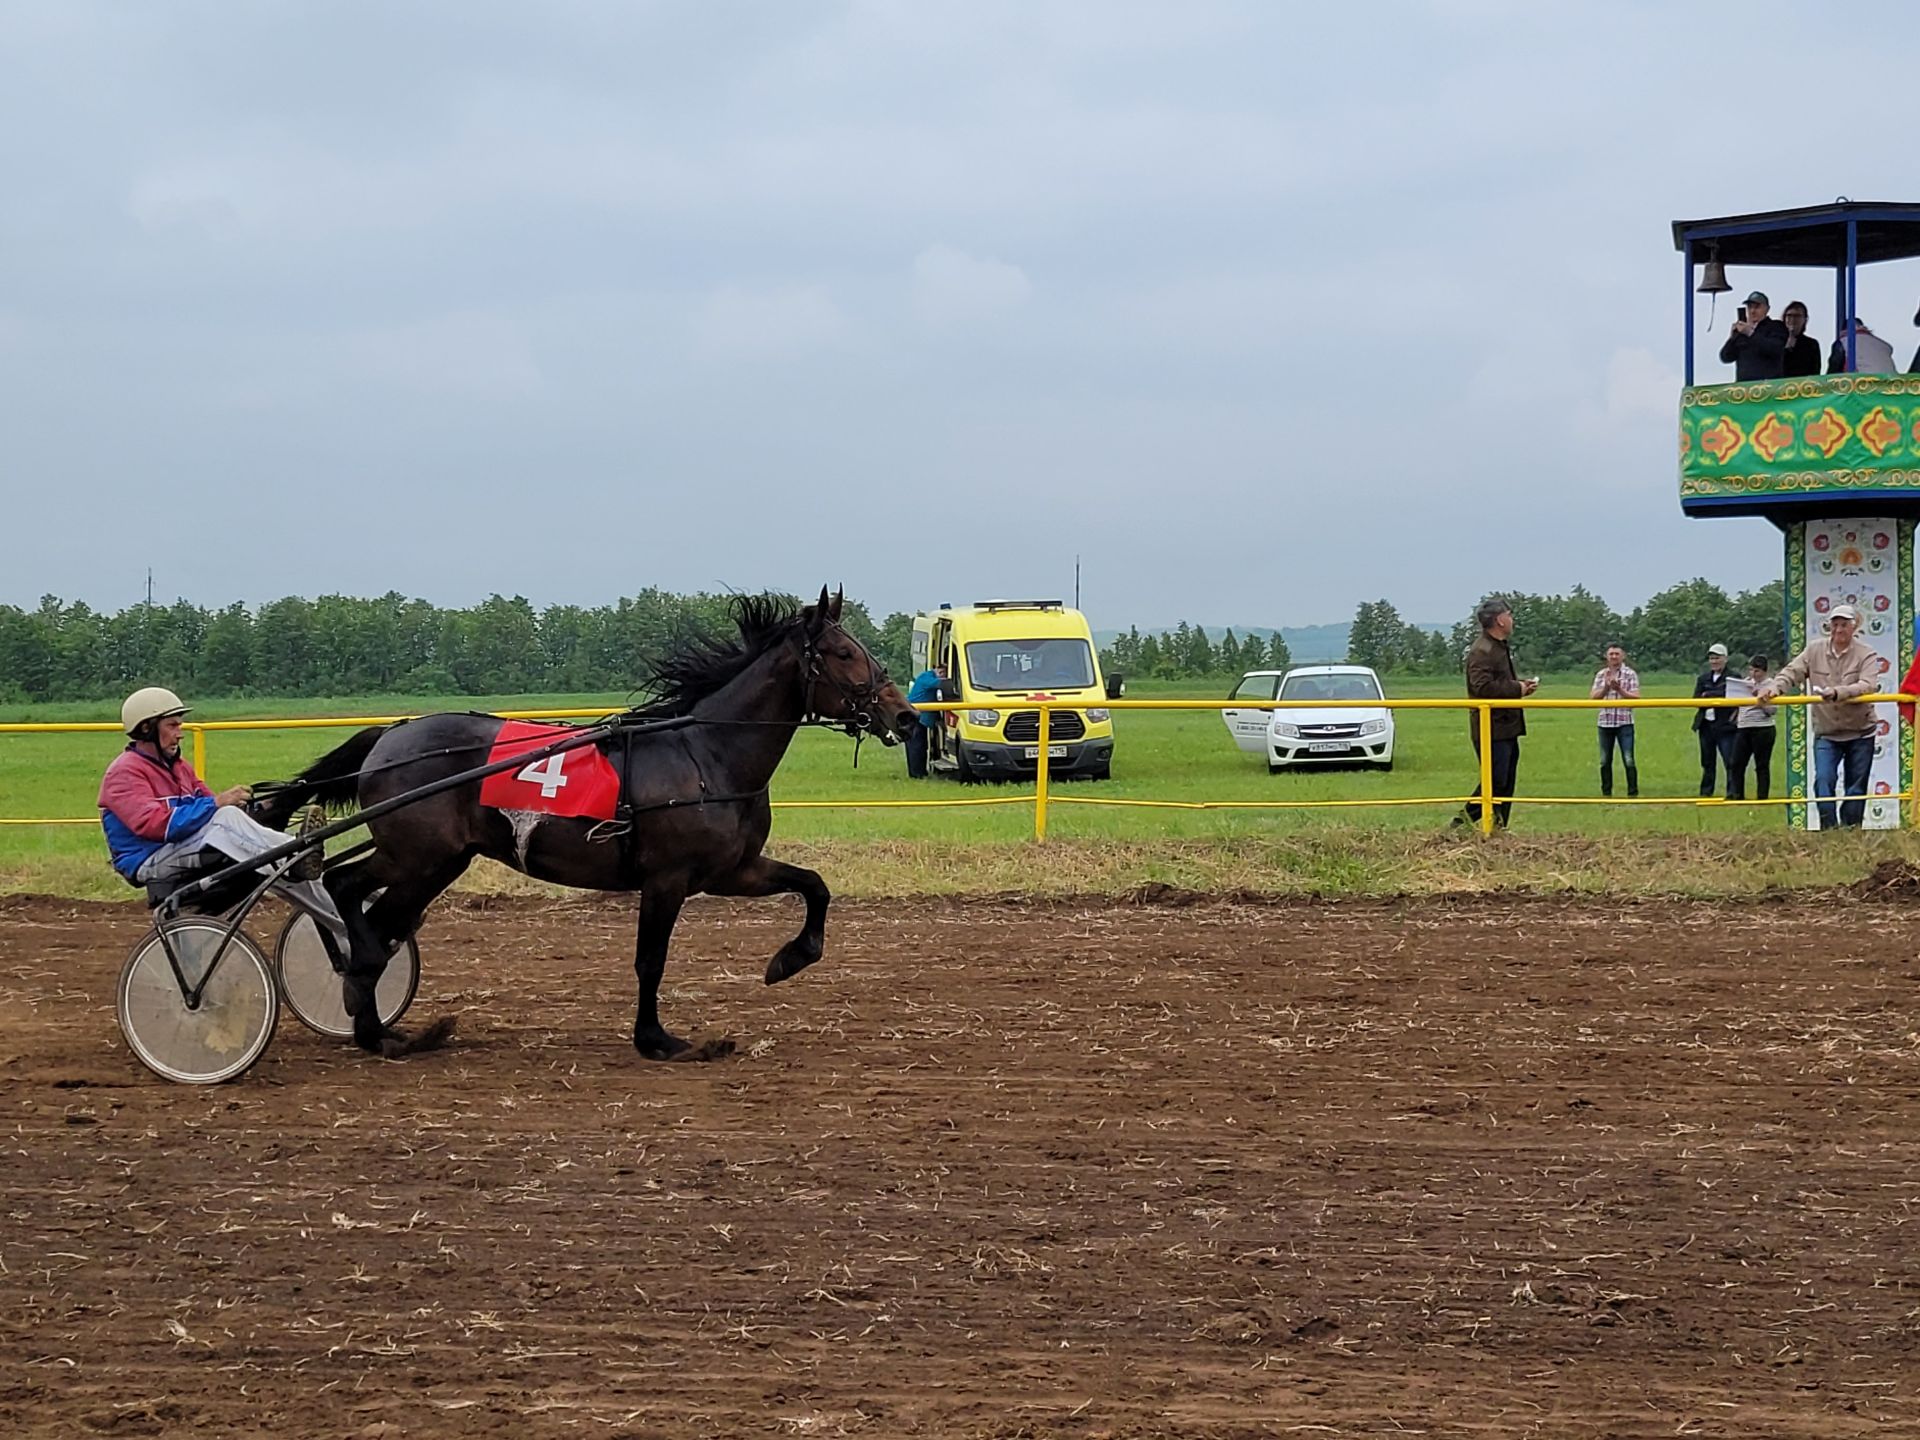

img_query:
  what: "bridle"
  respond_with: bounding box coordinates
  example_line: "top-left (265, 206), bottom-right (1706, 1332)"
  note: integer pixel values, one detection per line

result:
top-left (792, 619), bottom-right (899, 753)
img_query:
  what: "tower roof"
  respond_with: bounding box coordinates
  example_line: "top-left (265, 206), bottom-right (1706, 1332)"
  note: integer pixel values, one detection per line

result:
top-left (1673, 200), bottom-right (1920, 267)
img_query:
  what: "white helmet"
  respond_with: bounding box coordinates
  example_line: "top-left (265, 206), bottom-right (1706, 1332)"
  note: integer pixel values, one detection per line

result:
top-left (122, 686), bottom-right (191, 736)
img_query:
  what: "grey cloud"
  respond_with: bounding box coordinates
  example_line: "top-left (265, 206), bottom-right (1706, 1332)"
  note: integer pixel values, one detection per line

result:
top-left (0, 0), bottom-right (1905, 625)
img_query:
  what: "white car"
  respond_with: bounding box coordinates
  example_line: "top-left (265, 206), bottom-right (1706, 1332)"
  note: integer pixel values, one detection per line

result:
top-left (1222, 665), bottom-right (1395, 772)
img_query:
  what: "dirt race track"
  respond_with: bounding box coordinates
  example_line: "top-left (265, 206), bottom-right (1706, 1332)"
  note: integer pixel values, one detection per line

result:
top-left (4, 889), bottom-right (1920, 1438)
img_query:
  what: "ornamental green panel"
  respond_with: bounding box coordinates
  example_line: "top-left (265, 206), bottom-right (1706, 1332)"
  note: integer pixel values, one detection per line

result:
top-left (1681, 376), bottom-right (1920, 507)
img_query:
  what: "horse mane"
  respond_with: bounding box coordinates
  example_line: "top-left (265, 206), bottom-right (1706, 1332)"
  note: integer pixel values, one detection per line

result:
top-left (630, 593), bottom-right (802, 718)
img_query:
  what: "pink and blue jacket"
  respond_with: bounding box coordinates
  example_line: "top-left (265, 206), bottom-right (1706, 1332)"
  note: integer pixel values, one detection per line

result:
top-left (98, 746), bottom-right (217, 881)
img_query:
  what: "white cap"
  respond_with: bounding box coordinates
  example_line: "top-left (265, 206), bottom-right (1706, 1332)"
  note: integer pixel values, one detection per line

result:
top-left (1830, 603), bottom-right (1860, 623)
top-left (1706, 643), bottom-right (1728, 657)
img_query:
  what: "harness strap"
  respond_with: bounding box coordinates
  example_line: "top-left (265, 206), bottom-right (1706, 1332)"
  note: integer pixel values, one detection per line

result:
top-left (616, 726), bottom-right (637, 881)
top-left (582, 725), bottom-right (769, 863)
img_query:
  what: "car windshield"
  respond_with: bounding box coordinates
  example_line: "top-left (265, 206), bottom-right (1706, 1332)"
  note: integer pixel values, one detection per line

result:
top-left (964, 638), bottom-right (1095, 692)
top-left (1230, 674), bottom-right (1280, 701)
top-left (1280, 672), bottom-right (1382, 702)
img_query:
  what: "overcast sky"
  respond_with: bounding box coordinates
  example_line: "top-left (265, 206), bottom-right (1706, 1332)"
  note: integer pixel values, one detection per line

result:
top-left (5, 1), bottom-right (1918, 629)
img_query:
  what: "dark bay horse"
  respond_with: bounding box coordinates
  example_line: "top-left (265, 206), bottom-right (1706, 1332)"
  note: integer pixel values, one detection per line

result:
top-left (254, 589), bottom-right (915, 1061)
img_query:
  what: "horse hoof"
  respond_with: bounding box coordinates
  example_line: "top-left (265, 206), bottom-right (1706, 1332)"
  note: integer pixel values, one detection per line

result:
top-left (764, 937), bottom-right (822, 986)
top-left (370, 1015), bottom-right (457, 1059)
top-left (667, 1036), bottom-right (736, 1063)
top-left (635, 1028), bottom-right (691, 1061)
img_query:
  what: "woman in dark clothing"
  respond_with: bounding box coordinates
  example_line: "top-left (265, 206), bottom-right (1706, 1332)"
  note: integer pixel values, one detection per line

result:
top-left (1781, 301), bottom-right (1821, 378)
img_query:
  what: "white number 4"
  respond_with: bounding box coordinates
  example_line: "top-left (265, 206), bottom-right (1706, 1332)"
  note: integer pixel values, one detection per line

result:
top-left (516, 753), bottom-right (570, 799)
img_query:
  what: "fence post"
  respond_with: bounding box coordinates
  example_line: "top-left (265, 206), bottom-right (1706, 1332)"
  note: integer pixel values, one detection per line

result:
top-left (192, 724), bottom-right (207, 781)
top-left (1478, 703), bottom-right (1495, 836)
top-left (1036, 706), bottom-right (1052, 840)
top-left (1034, 705), bottom-right (1052, 842)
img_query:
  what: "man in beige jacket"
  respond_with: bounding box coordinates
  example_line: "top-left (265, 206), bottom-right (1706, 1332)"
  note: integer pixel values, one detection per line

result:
top-left (1758, 604), bottom-right (1884, 828)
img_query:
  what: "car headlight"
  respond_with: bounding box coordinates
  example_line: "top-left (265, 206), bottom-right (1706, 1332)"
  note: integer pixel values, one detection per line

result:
top-left (1086, 708), bottom-right (1109, 722)
top-left (1360, 719), bottom-right (1387, 735)
top-left (966, 709), bottom-right (1000, 726)
top-left (1272, 723), bottom-right (1300, 739)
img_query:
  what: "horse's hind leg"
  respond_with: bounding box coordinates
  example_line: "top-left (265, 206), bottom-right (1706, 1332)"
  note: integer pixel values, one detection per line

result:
top-left (364, 853), bottom-right (472, 960)
top-left (328, 853), bottom-right (466, 1056)
top-left (321, 855), bottom-right (395, 1046)
top-left (632, 879), bottom-right (690, 1060)
top-left (706, 856), bottom-right (830, 985)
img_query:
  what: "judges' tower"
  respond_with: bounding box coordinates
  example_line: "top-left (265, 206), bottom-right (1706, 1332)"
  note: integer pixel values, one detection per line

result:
top-left (1674, 201), bottom-right (1920, 828)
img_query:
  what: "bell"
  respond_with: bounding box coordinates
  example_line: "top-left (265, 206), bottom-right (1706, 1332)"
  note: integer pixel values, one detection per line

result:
top-left (1697, 247), bottom-right (1730, 295)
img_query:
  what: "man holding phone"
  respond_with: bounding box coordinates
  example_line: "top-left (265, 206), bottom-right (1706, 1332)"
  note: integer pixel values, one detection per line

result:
top-left (1591, 643), bottom-right (1640, 798)
top-left (1719, 290), bottom-right (1788, 381)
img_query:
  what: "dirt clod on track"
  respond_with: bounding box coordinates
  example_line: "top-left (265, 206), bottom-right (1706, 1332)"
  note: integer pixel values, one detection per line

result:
top-left (1850, 858), bottom-right (1920, 899)
top-left (4, 891), bottom-right (1920, 1438)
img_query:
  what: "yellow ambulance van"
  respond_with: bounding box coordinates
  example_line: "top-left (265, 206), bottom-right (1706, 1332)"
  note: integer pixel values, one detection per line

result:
top-left (909, 600), bottom-right (1120, 781)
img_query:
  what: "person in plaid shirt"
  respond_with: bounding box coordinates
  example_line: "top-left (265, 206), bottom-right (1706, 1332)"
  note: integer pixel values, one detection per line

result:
top-left (1591, 644), bottom-right (1640, 798)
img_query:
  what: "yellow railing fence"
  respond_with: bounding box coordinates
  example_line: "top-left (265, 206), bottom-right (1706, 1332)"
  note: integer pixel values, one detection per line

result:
top-left (2, 694), bottom-right (1911, 841)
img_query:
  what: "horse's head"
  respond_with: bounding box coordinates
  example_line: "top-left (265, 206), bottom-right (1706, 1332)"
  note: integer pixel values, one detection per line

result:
top-left (798, 586), bottom-right (916, 744)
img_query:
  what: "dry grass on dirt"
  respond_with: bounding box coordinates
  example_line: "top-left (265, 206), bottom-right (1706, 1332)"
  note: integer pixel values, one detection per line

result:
top-left (15, 828), bottom-right (1920, 906)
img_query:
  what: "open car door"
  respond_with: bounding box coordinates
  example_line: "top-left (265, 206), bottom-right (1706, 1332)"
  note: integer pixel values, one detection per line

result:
top-left (1222, 673), bottom-right (1280, 753)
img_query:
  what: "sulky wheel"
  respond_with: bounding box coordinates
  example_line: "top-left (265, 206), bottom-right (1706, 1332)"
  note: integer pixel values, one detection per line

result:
top-left (117, 919), bottom-right (279, 1084)
top-left (273, 903), bottom-right (420, 1040)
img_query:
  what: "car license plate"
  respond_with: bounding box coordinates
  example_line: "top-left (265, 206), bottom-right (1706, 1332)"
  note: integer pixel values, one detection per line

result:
top-left (1024, 745), bottom-right (1068, 759)
top-left (1307, 741), bottom-right (1349, 753)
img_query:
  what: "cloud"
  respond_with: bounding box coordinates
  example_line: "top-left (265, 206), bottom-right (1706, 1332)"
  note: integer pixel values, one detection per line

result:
top-left (911, 244), bottom-right (1032, 329)
top-left (1605, 347), bottom-right (1681, 420)
top-left (345, 310), bottom-right (543, 398)
top-left (693, 284), bottom-right (850, 360)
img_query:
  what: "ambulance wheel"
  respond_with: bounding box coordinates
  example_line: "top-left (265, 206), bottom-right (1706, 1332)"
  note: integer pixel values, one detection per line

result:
top-left (118, 920), bottom-right (278, 1085)
top-left (275, 905), bottom-right (421, 1040)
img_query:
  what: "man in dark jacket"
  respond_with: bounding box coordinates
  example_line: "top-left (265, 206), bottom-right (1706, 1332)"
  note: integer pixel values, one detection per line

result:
top-left (1718, 290), bottom-right (1788, 381)
top-left (1692, 643), bottom-right (1739, 796)
top-left (1454, 598), bottom-right (1536, 830)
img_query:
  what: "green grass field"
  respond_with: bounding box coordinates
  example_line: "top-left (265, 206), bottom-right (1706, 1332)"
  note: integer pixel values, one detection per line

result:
top-left (5, 675), bottom-right (1914, 898)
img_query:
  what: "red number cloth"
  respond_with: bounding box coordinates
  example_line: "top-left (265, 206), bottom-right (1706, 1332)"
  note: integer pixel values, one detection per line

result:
top-left (477, 722), bottom-right (622, 820)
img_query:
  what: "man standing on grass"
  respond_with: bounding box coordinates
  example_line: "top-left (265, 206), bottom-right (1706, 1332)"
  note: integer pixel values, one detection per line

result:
top-left (1758, 605), bottom-right (1883, 829)
top-left (1453, 598), bottom-right (1536, 830)
top-left (1692, 644), bottom-right (1738, 797)
top-left (1727, 653), bottom-right (1777, 803)
top-left (1591, 643), bottom-right (1640, 799)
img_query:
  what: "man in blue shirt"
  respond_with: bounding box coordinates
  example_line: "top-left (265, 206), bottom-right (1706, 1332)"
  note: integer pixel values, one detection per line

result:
top-left (905, 662), bottom-right (947, 778)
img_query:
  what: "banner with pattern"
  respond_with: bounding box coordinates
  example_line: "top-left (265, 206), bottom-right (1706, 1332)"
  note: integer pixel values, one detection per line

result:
top-left (1682, 376), bottom-right (1920, 502)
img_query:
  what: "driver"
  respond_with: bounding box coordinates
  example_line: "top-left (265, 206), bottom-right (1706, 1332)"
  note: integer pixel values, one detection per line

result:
top-left (99, 687), bottom-right (348, 944)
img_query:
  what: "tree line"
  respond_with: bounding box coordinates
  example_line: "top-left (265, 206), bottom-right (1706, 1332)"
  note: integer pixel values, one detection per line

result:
top-left (0, 590), bottom-right (906, 704)
top-left (1099, 624), bottom-right (1292, 680)
top-left (0, 576), bottom-right (1797, 704)
top-left (1346, 579), bottom-right (1791, 675)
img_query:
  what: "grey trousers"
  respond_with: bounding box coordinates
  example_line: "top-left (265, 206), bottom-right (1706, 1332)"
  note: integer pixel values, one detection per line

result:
top-left (137, 807), bottom-right (348, 945)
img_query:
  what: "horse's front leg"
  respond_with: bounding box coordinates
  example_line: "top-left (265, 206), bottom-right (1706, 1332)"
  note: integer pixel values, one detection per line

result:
top-left (707, 855), bottom-right (831, 985)
top-left (632, 879), bottom-right (690, 1059)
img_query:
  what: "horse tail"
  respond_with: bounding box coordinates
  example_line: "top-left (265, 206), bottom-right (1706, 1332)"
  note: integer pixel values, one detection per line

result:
top-left (249, 724), bottom-right (391, 829)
